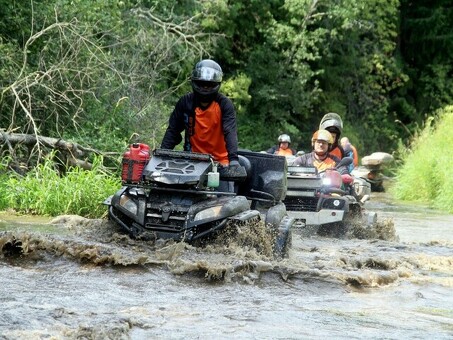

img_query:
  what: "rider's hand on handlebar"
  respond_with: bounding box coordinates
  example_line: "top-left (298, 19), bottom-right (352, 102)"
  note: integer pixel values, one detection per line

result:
top-left (219, 160), bottom-right (247, 181)
top-left (229, 160), bottom-right (240, 168)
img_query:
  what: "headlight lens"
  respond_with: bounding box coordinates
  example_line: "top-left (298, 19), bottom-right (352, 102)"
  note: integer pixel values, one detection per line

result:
top-left (322, 177), bottom-right (332, 186)
top-left (194, 206), bottom-right (222, 222)
top-left (119, 195), bottom-right (138, 215)
top-left (322, 198), bottom-right (345, 210)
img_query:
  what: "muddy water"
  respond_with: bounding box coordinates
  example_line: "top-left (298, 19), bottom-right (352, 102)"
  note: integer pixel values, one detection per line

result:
top-left (1, 194), bottom-right (452, 340)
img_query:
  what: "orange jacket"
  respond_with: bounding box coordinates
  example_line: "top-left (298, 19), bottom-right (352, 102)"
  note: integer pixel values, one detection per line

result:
top-left (161, 93), bottom-right (238, 166)
top-left (330, 146), bottom-right (344, 160)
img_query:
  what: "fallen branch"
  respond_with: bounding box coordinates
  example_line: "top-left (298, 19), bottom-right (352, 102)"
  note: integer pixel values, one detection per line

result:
top-left (0, 131), bottom-right (104, 171)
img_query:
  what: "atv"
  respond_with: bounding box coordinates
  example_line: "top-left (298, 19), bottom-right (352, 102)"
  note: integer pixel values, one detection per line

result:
top-left (351, 152), bottom-right (394, 192)
top-left (283, 157), bottom-right (376, 237)
top-left (105, 148), bottom-right (294, 258)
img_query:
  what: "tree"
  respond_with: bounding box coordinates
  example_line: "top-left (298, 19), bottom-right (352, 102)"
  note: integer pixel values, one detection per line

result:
top-left (0, 0), bottom-right (223, 170)
top-left (399, 0), bottom-right (453, 120)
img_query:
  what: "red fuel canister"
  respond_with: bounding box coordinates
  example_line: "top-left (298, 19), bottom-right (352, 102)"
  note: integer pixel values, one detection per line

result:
top-left (121, 143), bottom-right (150, 183)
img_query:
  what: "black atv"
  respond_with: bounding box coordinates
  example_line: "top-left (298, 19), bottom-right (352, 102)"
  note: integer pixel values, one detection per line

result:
top-left (105, 148), bottom-right (294, 258)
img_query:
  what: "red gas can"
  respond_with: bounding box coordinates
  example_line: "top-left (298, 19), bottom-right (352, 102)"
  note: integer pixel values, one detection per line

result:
top-left (121, 143), bottom-right (150, 183)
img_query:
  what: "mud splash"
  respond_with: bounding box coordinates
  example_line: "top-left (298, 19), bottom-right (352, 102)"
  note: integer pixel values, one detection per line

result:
top-left (1, 209), bottom-right (453, 339)
top-left (1, 214), bottom-right (451, 289)
top-left (348, 217), bottom-right (399, 241)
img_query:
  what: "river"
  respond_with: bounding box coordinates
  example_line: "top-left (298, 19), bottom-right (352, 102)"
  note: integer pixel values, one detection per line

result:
top-left (0, 192), bottom-right (452, 339)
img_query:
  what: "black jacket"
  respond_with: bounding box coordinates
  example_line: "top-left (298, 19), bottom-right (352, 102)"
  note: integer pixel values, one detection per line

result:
top-left (160, 92), bottom-right (239, 162)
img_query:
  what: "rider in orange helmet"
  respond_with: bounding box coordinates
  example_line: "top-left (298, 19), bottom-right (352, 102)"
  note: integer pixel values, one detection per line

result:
top-left (292, 129), bottom-right (348, 174)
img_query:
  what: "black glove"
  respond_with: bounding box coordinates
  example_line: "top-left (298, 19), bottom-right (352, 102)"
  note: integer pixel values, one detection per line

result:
top-left (219, 160), bottom-right (247, 181)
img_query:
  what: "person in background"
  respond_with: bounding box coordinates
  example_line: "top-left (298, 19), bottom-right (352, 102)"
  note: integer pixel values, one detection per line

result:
top-left (340, 136), bottom-right (359, 172)
top-left (292, 129), bottom-right (349, 174)
top-left (267, 134), bottom-right (296, 156)
top-left (160, 59), bottom-right (245, 191)
top-left (319, 112), bottom-right (345, 160)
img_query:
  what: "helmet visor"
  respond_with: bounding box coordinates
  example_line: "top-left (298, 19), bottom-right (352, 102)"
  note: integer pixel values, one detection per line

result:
top-left (192, 66), bottom-right (223, 82)
top-left (193, 80), bottom-right (219, 89)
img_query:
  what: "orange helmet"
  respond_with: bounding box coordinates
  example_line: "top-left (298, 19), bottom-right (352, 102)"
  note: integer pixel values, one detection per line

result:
top-left (311, 129), bottom-right (333, 146)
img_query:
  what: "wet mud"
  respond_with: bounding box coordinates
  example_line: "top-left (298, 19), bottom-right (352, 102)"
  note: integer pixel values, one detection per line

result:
top-left (1, 214), bottom-right (404, 284)
top-left (1, 204), bottom-right (452, 339)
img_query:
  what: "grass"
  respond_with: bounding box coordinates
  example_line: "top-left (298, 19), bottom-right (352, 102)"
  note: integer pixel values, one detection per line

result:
top-left (0, 153), bottom-right (121, 218)
top-left (390, 105), bottom-right (453, 213)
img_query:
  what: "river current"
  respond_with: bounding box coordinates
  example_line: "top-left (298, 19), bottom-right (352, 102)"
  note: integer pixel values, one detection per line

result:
top-left (0, 192), bottom-right (452, 339)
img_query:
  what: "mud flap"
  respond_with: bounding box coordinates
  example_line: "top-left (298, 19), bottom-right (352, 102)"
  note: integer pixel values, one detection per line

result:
top-left (274, 216), bottom-right (294, 259)
top-left (264, 203), bottom-right (294, 259)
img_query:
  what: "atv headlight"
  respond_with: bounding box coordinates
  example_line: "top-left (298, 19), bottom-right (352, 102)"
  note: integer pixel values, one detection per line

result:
top-left (322, 198), bottom-right (345, 210)
top-left (322, 177), bottom-right (332, 186)
top-left (119, 195), bottom-right (138, 215)
top-left (194, 206), bottom-right (222, 222)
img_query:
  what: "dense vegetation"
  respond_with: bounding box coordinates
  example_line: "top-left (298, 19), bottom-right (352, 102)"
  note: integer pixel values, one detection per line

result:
top-left (391, 106), bottom-right (453, 213)
top-left (0, 0), bottom-right (452, 216)
top-left (0, 154), bottom-right (120, 217)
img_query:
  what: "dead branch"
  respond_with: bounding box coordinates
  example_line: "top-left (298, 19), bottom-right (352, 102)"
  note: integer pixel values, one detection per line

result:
top-left (0, 132), bottom-right (104, 170)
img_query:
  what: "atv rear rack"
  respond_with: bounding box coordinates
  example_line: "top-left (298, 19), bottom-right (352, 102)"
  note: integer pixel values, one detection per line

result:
top-left (155, 149), bottom-right (213, 162)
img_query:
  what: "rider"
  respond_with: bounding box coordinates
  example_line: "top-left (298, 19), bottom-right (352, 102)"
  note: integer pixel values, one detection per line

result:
top-left (340, 136), bottom-right (359, 172)
top-left (319, 112), bottom-right (345, 160)
top-left (160, 59), bottom-right (244, 190)
top-left (292, 129), bottom-right (349, 174)
top-left (267, 134), bottom-right (296, 156)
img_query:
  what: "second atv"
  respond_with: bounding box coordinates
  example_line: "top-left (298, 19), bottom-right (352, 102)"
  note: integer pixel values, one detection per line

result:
top-left (283, 157), bottom-right (377, 237)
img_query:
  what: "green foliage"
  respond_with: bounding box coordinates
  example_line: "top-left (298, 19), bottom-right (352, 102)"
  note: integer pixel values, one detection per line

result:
top-left (1, 0), bottom-right (453, 218)
top-left (391, 106), bottom-right (453, 212)
top-left (214, 0), bottom-right (328, 150)
top-left (316, 0), bottom-right (406, 154)
top-left (398, 0), bottom-right (453, 128)
top-left (3, 153), bottom-right (121, 218)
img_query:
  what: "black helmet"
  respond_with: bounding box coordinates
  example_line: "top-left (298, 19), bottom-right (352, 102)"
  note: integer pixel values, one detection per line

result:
top-left (319, 112), bottom-right (343, 135)
top-left (191, 59), bottom-right (223, 97)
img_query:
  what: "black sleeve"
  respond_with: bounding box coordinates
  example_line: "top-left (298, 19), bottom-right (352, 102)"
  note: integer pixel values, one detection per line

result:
top-left (337, 164), bottom-right (349, 175)
top-left (160, 96), bottom-right (187, 149)
top-left (267, 146), bottom-right (278, 154)
top-left (218, 94), bottom-right (239, 162)
top-left (293, 153), bottom-right (312, 167)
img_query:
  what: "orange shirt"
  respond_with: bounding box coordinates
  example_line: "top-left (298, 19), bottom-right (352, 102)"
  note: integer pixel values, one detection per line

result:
top-left (313, 156), bottom-right (337, 172)
top-left (190, 102), bottom-right (229, 165)
top-left (276, 148), bottom-right (294, 156)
